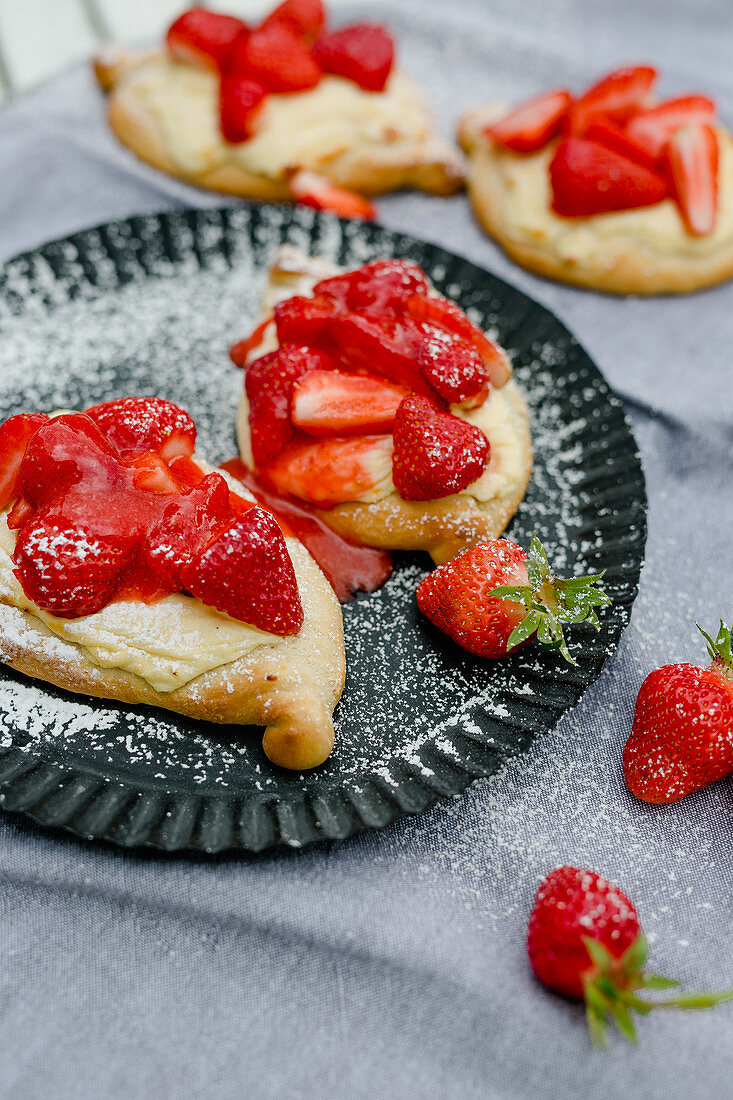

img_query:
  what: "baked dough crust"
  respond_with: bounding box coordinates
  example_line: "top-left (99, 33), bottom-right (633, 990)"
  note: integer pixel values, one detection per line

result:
top-left (458, 105), bottom-right (733, 296)
top-left (95, 48), bottom-right (464, 200)
top-left (237, 248), bottom-right (533, 565)
top-left (0, 481), bottom-right (345, 772)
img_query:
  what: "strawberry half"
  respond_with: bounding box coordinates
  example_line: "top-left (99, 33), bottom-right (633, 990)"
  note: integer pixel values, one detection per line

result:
top-left (550, 138), bottom-right (668, 217)
top-left (232, 21), bottom-right (321, 93)
top-left (166, 8), bottom-right (247, 72)
top-left (391, 396), bottom-right (489, 501)
top-left (0, 413), bottom-right (48, 510)
top-left (584, 118), bottom-right (660, 172)
top-left (20, 414), bottom-right (123, 509)
top-left (273, 293), bottom-right (342, 345)
top-left (566, 64), bottom-right (657, 134)
top-left (13, 511), bottom-right (138, 618)
top-left (314, 259), bottom-right (429, 312)
top-left (262, 0), bottom-right (326, 44)
top-left (84, 397), bottom-right (196, 461)
top-left (313, 22), bottom-right (394, 92)
top-left (417, 535), bottom-right (609, 662)
top-left (219, 74), bottom-right (266, 144)
top-left (487, 89), bottom-right (572, 154)
top-left (291, 370), bottom-right (408, 435)
top-left (416, 324), bottom-right (490, 406)
top-left (245, 347), bottom-right (317, 468)
top-left (527, 866), bottom-right (733, 1046)
top-left (405, 295), bottom-right (512, 391)
top-left (327, 312), bottom-right (435, 395)
top-left (142, 472), bottom-right (236, 589)
top-left (626, 95), bottom-right (717, 158)
top-left (289, 170), bottom-right (376, 220)
top-left (664, 123), bottom-right (719, 236)
top-left (182, 506), bottom-right (303, 635)
top-left (229, 320), bottom-right (272, 367)
top-left (263, 434), bottom-right (392, 507)
top-left (623, 621), bottom-right (733, 803)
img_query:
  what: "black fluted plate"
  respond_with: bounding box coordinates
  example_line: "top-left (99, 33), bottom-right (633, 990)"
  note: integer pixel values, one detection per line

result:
top-left (0, 205), bottom-right (645, 853)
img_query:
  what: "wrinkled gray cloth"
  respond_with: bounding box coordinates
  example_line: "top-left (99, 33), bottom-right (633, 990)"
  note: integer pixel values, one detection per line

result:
top-left (1, 1), bottom-right (732, 1097)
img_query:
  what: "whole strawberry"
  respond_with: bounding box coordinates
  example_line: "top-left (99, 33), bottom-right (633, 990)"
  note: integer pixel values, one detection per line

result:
top-left (528, 866), bottom-right (733, 1044)
top-left (623, 621), bottom-right (733, 803)
top-left (417, 534), bottom-right (610, 663)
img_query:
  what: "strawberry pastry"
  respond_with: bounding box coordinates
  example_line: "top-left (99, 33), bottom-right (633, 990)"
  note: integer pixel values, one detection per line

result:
top-left (232, 246), bottom-right (532, 565)
top-left (93, 1), bottom-right (463, 213)
top-left (0, 399), bottom-right (345, 770)
top-left (458, 64), bottom-right (733, 294)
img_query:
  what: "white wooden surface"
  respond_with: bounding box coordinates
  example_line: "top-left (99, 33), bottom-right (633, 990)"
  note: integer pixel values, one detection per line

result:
top-left (0, 0), bottom-right (362, 101)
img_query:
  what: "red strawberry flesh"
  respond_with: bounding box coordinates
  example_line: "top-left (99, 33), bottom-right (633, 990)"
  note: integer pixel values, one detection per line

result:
top-left (0, 413), bottom-right (49, 511)
top-left (314, 259), bottom-right (429, 312)
top-left (262, 0), bottom-right (326, 43)
top-left (313, 22), bottom-right (394, 92)
top-left (84, 397), bottom-right (196, 460)
top-left (291, 370), bottom-right (408, 435)
top-left (232, 21), bottom-right (321, 93)
top-left (566, 64), bottom-right (657, 134)
top-left (550, 137), bottom-right (668, 217)
top-left (219, 74), bottom-right (266, 143)
top-left (392, 395), bottom-right (489, 501)
top-left (488, 89), bottom-right (572, 153)
top-left (289, 171), bottom-right (376, 220)
top-left (166, 8), bottom-right (248, 71)
top-left (182, 505), bottom-right (303, 635)
top-left (664, 123), bottom-right (719, 236)
top-left (263, 434), bottom-right (392, 507)
top-left (245, 346), bottom-right (329, 467)
top-left (626, 95), bottom-right (717, 158)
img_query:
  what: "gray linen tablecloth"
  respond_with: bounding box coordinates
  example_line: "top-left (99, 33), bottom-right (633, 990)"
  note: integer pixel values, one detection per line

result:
top-left (1, 1), bottom-right (732, 1096)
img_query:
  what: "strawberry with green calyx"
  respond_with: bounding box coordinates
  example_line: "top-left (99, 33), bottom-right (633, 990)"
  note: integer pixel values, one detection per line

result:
top-left (623, 620), bottom-right (733, 803)
top-left (417, 535), bottom-right (610, 664)
top-left (527, 866), bottom-right (733, 1046)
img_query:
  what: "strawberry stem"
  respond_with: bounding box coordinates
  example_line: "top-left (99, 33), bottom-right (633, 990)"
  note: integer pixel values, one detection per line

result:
top-left (697, 620), bottom-right (733, 675)
top-left (489, 535), bottom-right (611, 664)
top-left (581, 935), bottom-right (733, 1046)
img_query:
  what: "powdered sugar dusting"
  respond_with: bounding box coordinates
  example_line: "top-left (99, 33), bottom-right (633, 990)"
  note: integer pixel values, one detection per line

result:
top-left (0, 207), bottom-right (642, 823)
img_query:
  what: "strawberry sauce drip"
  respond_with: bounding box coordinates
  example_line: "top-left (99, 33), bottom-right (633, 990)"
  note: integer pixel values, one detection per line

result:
top-left (221, 458), bottom-right (392, 602)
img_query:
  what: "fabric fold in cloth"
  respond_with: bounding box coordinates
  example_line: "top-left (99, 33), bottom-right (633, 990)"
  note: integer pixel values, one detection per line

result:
top-left (0, 2), bottom-right (732, 1097)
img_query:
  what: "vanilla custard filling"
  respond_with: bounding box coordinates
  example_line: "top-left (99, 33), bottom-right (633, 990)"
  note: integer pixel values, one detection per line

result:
top-left (133, 56), bottom-right (436, 180)
top-left (470, 105), bottom-right (733, 262)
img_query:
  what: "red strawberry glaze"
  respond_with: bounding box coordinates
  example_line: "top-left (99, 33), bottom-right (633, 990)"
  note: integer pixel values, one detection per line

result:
top-left (221, 458), bottom-right (392, 601)
top-left (4, 405), bottom-right (301, 634)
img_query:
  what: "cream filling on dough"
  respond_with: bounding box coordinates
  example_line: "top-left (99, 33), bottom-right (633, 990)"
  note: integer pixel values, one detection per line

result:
top-left (0, 458), bottom-right (306, 693)
top-left (469, 105), bottom-right (733, 264)
top-left (132, 56), bottom-right (438, 180)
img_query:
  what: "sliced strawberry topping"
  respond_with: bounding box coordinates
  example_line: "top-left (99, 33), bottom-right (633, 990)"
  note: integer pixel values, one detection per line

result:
top-left (262, 0), bottom-right (326, 43)
top-left (327, 312), bottom-right (435, 396)
top-left (566, 64), bottom-right (657, 134)
top-left (313, 22), bottom-right (394, 92)
top-left (664, 123), bottom-right (719, 236)
top-left (416, 325), bottom-right (490, 406)
top-left (584, 118), bottom-right (660, 172)
top-left (0, 413), bottom-right (49, 511)
top-left (273, 293), bottom-right (342, 345)
top-left (230, 319), bottom-right (272, 367)
top-left (392, 396), bottom-right (489, 501)
top-left (20, 414), bottom-right (123, 508)
top-left (222, 457), bottom-right (392, 602)
top-left (487, 90), bottom-right (572, 154)
top-left (13, 511), bottom-right (138, 618)
top-left (232, 21), bottom-right (321, 93)
top-left (291, 370), bottom-right (408, 435)
top-left (245, 346), bottom-right (321, 467)
top-left (219, 74), bottom-right (266, 144)
top-left (143, 472), bottom-right (236, 589)
top-left (626, 95), bottom-right (717, 158)
top-left (84, 398), bottom-right (197, 461)
top-left (550, 138), bottom-right (668, 217)
top-left (124, 451), bottom-right (181, 496)
top-left (314, 259), bottom-right (429, 312)
top-left (263, 435), bottom-right (392, 507)
top-left (289, 171), bottom-right (376, 220)
top-left (166, 8), bottom-right (248, 72)
top-left (405, 295), bottom-right (512, 390)
top-left (182, 506), bottom-right (303, 635)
